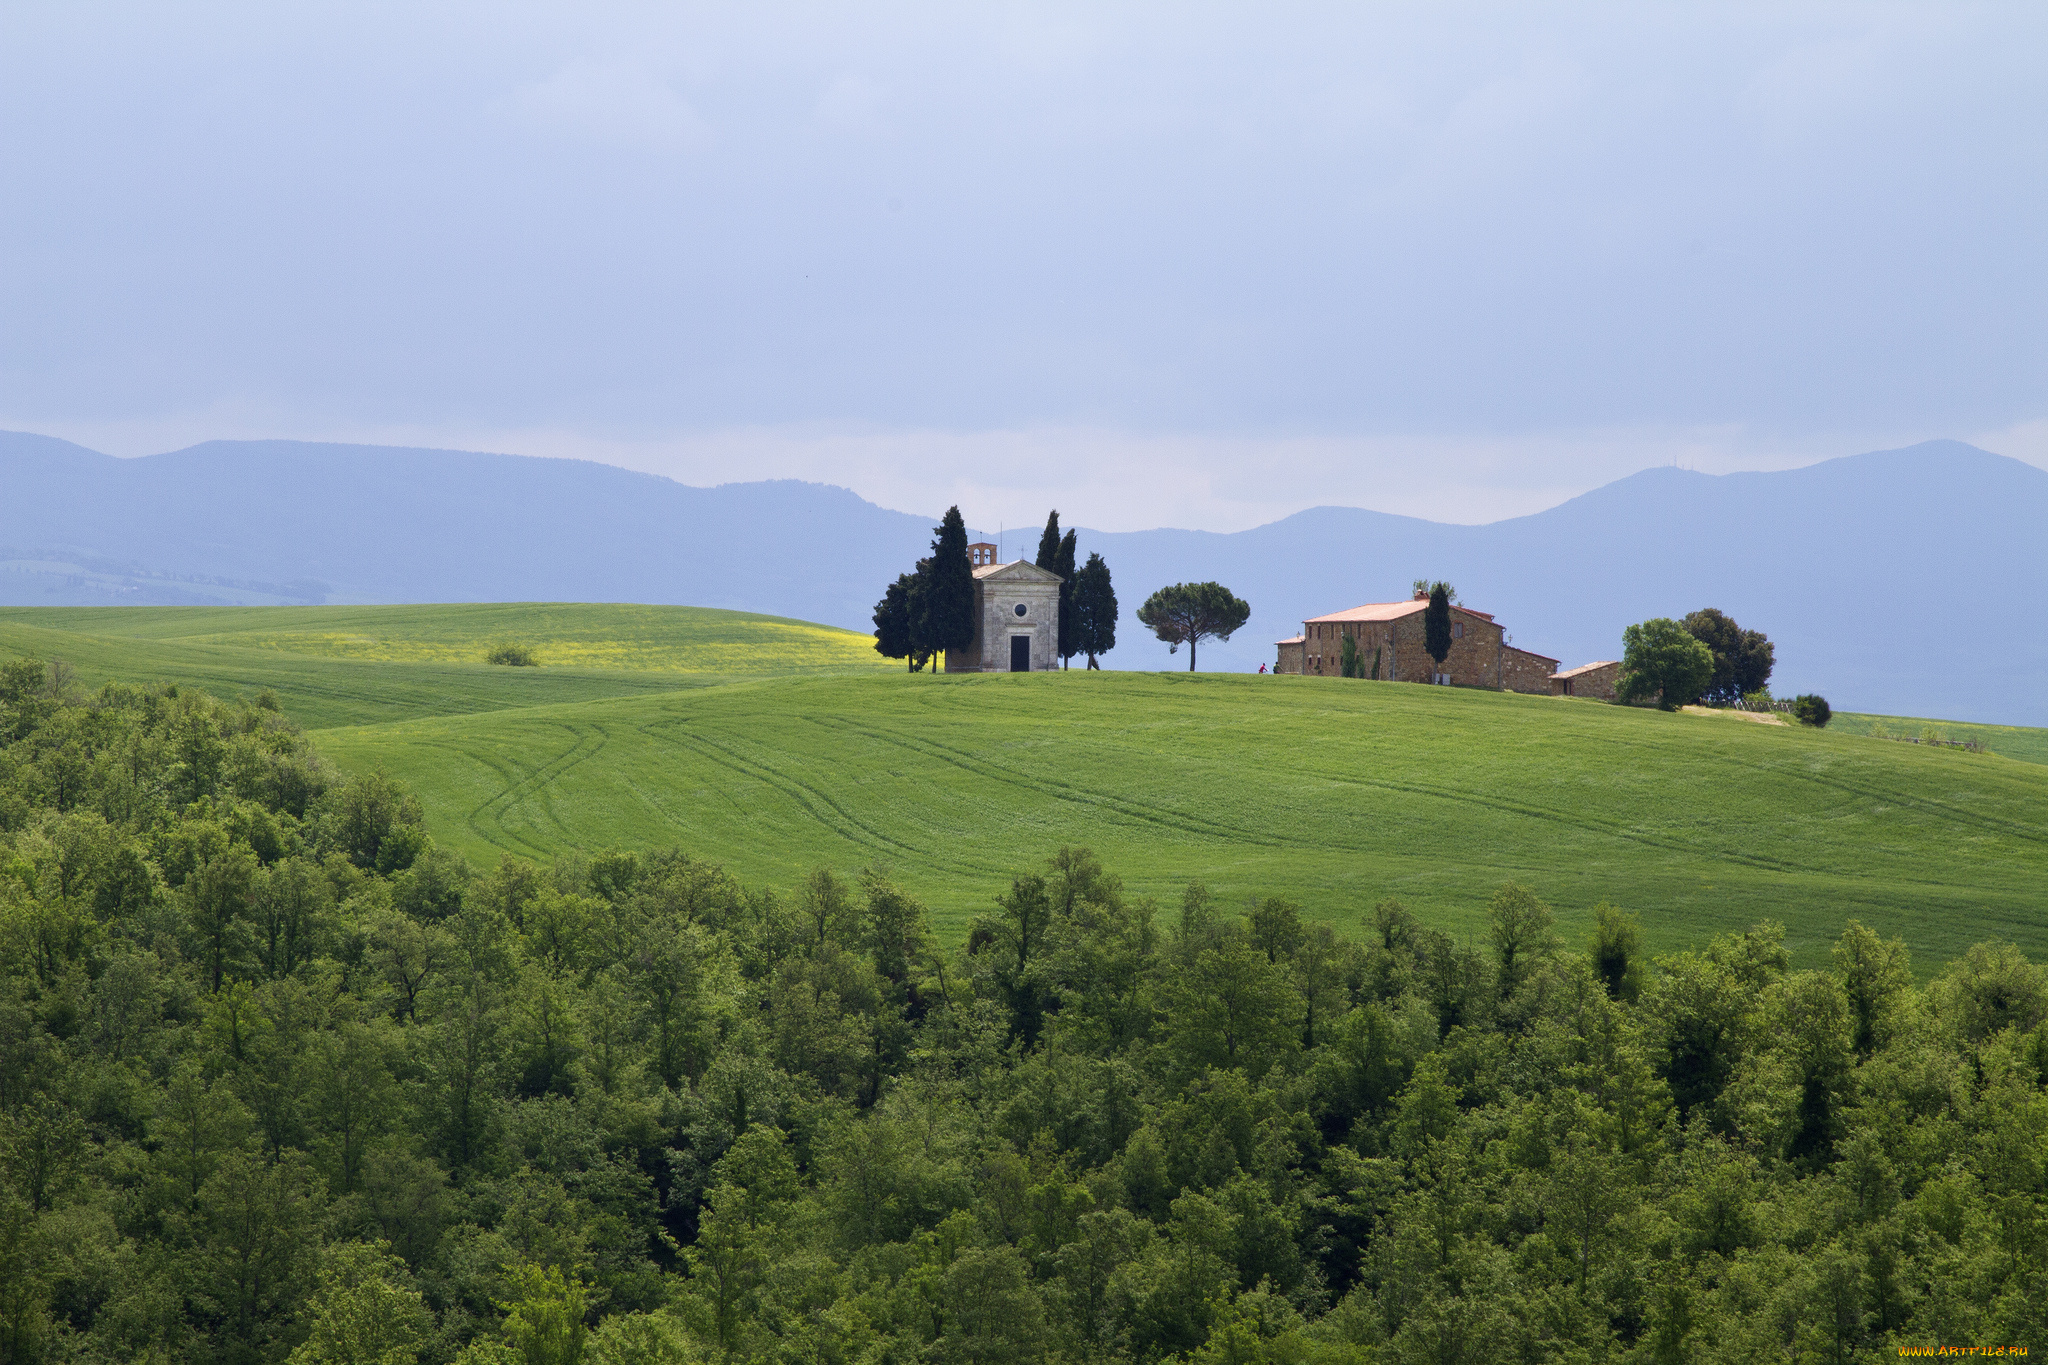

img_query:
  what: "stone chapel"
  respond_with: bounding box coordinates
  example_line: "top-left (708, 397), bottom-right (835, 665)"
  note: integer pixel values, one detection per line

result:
top-left (947, 542), bottom-right (1062, 672)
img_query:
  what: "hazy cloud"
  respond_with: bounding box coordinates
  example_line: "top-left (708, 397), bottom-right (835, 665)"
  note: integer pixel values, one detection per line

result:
top-left (516, 60), bottom-right (713, 149)
top-left (1, 1), bottom-right (2041, 530)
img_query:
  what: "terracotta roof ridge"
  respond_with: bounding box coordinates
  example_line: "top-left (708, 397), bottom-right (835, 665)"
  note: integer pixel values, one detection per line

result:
top-left (1302, 599), bottom-right (1499, 624)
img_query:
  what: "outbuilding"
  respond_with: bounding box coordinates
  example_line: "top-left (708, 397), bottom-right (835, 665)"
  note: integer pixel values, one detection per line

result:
top-left (1550, 661), bottom-right (1621, 699)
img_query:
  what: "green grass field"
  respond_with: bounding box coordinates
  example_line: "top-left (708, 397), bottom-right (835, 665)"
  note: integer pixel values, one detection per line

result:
top-left (1831, 710), bottom-right (2048, 767)
top-left (4, 604), bottom-right (2043, 966)
top-left (0, 603), bottom-right (893, 729)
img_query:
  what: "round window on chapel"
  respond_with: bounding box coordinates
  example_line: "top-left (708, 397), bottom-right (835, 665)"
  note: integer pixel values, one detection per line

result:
top-left (1014, 603), bottom-right (1028, 617)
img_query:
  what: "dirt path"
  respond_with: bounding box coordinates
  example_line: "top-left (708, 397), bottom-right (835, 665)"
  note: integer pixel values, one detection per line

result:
top-left (1680, 704), bottom-right (1785, 726)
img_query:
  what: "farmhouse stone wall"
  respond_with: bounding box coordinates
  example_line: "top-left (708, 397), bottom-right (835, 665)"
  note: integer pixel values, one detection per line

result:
top-left (1288, 609), bottom-right (1504, 685)
top-left (1501, 645), bottom-right (1562, 695)
top-left (1277, 602), bottom-right (1561, 691)
top-left (1288, 618), bottom-right (1406, 678)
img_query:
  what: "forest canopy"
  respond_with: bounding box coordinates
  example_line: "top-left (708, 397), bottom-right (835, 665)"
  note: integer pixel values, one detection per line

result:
top-left (1, 657), bottom-right (2044, 1363)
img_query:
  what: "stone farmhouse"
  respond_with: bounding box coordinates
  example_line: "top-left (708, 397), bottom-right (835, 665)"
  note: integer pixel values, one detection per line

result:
top-left (946, 543), bottom-right (1063, 672)
top-left (1274, 592), bottom-right (1570, 694)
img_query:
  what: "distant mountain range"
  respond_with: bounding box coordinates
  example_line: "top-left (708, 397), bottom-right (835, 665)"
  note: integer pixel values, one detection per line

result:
top-left (4, 431), bottom-right (2043, 725)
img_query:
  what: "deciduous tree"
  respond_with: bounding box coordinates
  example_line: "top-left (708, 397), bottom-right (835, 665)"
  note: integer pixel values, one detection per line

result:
top-left (288, 1241), bottom-right (433, 1365)
top-left (186, 845), bottom-right (259, 992)
top-left (1592, 902), bottom-right (1644, 1002)
top-left (1617, 617), bottom-right (1715, 709)
top-left (1832, 920), bottom-right (1911, 1058)
top-left (1486, 881), bottom-right (1554, 999)
top-left (1681, 607), bottom-right (1775, 703)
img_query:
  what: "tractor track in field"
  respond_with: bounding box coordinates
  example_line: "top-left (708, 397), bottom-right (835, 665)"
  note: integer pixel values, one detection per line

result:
top-left (1757, 758), bottom-right (2048, 850)
top-left (1562, 722), bottom-right (2048, 853)
top-left (635, 714), bottom-right (982, 873)
top-left (457, 719), bottom-right (613, 850)
top-left (816, 707), bottom-right (2022, 895)
top-left (299, 670), bottom-right (2045, 946)
top-left (818, 710), bottom-right (1807, 872)
top-left (1324, 771), bottom-right (1822, 876)
top-left (805, 714), bottom-right (1300, 850)
top-left (394, 736), bottom-right (556, 857)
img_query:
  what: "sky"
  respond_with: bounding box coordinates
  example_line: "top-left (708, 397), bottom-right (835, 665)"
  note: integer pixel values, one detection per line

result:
top-left (3, 1), bottom-right (2044, 531)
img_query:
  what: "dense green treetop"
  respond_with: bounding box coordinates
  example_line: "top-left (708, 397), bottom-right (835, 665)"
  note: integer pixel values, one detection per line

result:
top-left (1681, 608), bottom-right (1775, 705)
top-left (1, 661), bottom-right (2044, 1362)
top-left (1136, 583), bottom-right (1251, 673)
top-left (1619, 618), bottom-right (1716, 710)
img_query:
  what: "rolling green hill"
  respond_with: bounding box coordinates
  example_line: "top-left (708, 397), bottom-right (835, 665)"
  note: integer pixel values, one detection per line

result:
top-left (0, 602), bottom-right (893, 728)
top-left (1832, 710), bottom-right (2048, 767)
top-left (317, 672), bottom-right (2048, 966)
top-left (4, 604), bottom-right (2043, 966)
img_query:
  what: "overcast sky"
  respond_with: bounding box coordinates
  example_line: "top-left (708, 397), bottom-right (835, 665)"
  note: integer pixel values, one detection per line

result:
top-left (4, 2), bottom-right (2043, 530)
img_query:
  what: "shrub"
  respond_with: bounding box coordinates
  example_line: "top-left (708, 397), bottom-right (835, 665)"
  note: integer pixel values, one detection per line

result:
top-left (486, 641), bottom-right (538, 667)
top-left (1792, 694), bottom-right (1831, 727)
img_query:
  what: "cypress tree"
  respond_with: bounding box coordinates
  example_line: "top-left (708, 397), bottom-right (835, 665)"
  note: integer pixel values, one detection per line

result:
top-left (1424, 581), bottom-right (1454, 683)
top-left (1034, 511), bottom-right (1061, 572)
top-left (905, 558), bottom-right (934, 672)
top-left (1073, 552), bottom-right (1118, 668)
top-left (924, 508), bottom-right (976, 671)
top-left (872, 573), bottom-right (915, 669)
top-left (1054, 528), bottom-right (1078, 668)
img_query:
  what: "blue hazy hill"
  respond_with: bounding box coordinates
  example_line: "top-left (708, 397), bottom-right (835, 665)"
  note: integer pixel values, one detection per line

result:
top-left (3, 432), bottom-right (2041, 725)
top-left (1083, 440), bottom-right (2048, 724)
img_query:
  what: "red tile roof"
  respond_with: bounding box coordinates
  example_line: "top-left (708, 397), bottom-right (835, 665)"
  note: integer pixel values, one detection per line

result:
top-left (1503, 644), bottom-right (1561, 665)
top-left (1551, 660), bottom-right (1620, 679)
top-left (1276, 635), bottom-right (1305, 644)
top-left (1303, 600), bottom-right (1497, 624)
